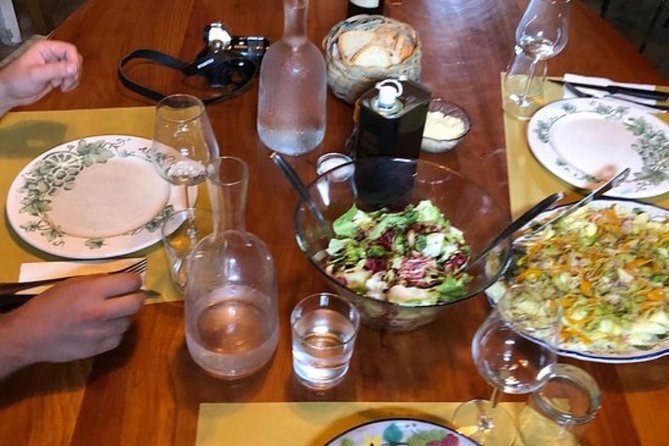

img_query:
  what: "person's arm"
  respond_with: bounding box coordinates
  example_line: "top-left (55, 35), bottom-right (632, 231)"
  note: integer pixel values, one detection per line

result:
top-left (0, 273), bottom-right (144, 380)
top-left (0, 40), bottom-right (82, 116)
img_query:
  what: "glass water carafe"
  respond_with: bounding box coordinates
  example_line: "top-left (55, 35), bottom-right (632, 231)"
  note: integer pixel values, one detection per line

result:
top-left (257, 0), bottom-right (327, 156)
top-left (185, 156), bottom-right (279, 380)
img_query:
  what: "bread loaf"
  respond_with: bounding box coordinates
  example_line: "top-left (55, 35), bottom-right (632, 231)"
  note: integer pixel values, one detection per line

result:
top-left (338, 30), bottom-right (376, 62)
top-left (338, 27), bottom-right (415, 68)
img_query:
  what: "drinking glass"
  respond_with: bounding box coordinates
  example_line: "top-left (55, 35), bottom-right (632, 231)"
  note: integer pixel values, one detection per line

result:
top-left (504, 0), bottom-right (572, 119)
top-left (290, 292), bottom-right (360, 390)
top-left (151, 94), bottom-right (220, 211)
top-left (452, 285), bottom-right (562, 446)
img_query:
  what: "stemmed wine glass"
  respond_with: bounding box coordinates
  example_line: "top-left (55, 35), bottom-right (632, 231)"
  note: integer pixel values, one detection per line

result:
top-left (151, 94), bottom-right (220, 214)
top-left (504, 0), bottom-right (572, 119)
top-left (452, 285), bottom-right (562, 446)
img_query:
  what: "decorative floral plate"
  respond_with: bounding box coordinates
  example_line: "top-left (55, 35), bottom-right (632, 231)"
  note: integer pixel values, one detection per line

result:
top-left (324, 418), bottom-right (480, 446)
top-left (527, 98), bottom-right (669, 199)
top-left (485, 198), bottom-right (669, 364)
top-left (6, 135), bottom-right (187, 259)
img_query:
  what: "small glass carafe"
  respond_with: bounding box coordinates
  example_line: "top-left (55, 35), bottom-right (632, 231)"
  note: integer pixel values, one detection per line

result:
top-left (184, 156), bottom-right (279, 380)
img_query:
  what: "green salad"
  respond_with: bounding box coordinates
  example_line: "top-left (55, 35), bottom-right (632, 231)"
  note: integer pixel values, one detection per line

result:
top-left (322, 200), bottom-right (472, 306)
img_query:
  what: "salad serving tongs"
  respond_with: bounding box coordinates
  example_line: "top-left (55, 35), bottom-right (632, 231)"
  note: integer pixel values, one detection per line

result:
top-left (520, 167), bottom-right (631, 240)
top-left (269, 151), bottom-right (334, 239)
top-left (464, 191), bottom-right (567, 271)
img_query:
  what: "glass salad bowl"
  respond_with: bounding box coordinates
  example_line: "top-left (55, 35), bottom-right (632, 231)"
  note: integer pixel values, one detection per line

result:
top-left (294, 157), bottom-right (512, 331)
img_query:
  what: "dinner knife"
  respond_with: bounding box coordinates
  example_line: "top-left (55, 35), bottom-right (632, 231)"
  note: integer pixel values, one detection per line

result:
top-left (550, 79), bottom-right (669, 101)
top-left (0, 289), bottom-right (161, 313)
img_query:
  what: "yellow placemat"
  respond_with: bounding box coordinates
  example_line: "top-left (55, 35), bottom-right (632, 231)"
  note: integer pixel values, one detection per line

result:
top-left (0, 107), bottom-right (181, 303)
top-left (196, 401), bottom-right (524, 445)
top-left (501, 75), bottom-right (669, 218)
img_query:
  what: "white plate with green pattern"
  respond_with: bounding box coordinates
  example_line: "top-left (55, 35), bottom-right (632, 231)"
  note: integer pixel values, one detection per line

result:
top-left (6, 135), bottom-right (187, 259)
top-left (527, 98), bottom-right (669, 199)
top-left (324, 418), bottom-right (479, 446)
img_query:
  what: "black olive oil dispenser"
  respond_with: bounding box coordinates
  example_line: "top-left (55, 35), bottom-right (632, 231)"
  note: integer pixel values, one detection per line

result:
top-left (350, 79), bottom-right (431, 210)
top-left (352, 78), bottom-right (431, 160)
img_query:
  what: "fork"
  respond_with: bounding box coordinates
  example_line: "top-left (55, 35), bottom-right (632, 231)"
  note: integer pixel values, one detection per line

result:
top-left (564, 82), bottom-right (669, 111)
top-left (0, 258), bottom-right (148, 295)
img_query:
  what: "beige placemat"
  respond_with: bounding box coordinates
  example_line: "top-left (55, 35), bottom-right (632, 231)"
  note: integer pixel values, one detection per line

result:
top-left (501, 75), bottom-right (669, 218)
top-left (0, 107), bottom-right (181, 303)
top-left (196, 401), bottom-right (524, 445)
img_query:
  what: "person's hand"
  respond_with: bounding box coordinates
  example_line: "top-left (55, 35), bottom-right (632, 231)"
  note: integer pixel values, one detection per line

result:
top-left (0, 273), bottom-right (144, 375)
top-left (0, 40), bottom-right (82, 112)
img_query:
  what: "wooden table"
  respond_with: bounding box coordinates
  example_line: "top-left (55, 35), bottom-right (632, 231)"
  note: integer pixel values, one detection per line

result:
top-left (1, 0), bottom-right (668, 444)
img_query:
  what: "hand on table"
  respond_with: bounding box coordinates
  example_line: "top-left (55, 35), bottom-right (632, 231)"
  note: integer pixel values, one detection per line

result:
top-left (0, 40), bottom-right (82, 114)
top-left (0, 273), bottom-right (145, 379)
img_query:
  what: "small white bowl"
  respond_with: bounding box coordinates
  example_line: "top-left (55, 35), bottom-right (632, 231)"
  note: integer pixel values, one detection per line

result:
top-left (421, 98), bottom-right (471, 153)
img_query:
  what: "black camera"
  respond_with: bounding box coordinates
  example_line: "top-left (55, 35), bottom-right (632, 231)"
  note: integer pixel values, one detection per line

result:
top-left (119, 22), bottom-right (269, 103)
top-left (188, 22), bottom-right (270, 88)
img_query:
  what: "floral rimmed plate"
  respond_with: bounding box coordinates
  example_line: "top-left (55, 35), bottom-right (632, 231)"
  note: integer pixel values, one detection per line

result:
top-left (6, 135), bottom-right (187, 259)
top-left (527, 98), bottom-right (669, 199)
top-left (485, 198), bottom-right (669, 364)
top-left (324, 418), bottom-right (480, 446)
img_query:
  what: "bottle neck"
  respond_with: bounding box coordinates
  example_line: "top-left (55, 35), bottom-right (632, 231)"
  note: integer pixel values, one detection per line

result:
top-left (283, 0), bottom-right (309, 43)
top-left (207, 157), bottom-right (249, 236)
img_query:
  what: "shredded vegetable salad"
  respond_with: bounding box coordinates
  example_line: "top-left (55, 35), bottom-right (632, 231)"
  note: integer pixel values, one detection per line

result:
top-left (507, 203), bottom-right (669, 354)
top-left (322, 200), bottom-right (472, 306)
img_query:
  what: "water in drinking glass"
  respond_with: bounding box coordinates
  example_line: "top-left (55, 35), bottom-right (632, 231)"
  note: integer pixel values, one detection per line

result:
top-left (291, 293), bottom-right (360, 390)
top-left (186, 284), bottom-right (279, 379)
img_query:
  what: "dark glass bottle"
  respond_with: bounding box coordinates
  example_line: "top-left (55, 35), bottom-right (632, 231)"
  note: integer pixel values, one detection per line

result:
top-left (347, 0), bottom-right (385, 16)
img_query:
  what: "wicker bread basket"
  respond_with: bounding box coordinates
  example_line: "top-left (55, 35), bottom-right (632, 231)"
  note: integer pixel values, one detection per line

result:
top-left (323, 15), bottom-right (422, 104)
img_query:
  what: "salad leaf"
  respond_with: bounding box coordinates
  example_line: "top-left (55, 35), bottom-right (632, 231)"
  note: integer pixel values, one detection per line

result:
top-left (415, 200), bottom-right (447, 225)
top-left (333, 205), bottom-right (366, 237)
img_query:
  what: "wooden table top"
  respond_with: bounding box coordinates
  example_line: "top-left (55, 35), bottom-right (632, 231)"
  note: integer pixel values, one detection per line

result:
top-left (1, 0), bottom-right (668, 445)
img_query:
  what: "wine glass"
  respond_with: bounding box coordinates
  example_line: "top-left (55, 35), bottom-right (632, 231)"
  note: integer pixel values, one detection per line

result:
top-left (452, 285), bottom-right (562, 446)
top-left (151, 94), bottom-right (220, 213)
top-left (504, 0), bottom-right (572, 119)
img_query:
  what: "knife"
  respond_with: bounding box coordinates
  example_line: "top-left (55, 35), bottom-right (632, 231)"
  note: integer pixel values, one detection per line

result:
top-left (0, 294), bottom-right (34, 312)
top-left (0, 289), bottom-right (161, 313)
top-left (550, 79), bottom-right (669, 101)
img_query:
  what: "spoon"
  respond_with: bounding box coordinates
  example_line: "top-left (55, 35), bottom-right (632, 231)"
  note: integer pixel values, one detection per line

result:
top-left (269, 151), bottom-right (334, 238)
top-left (464, 191), bottom-right (567, 271)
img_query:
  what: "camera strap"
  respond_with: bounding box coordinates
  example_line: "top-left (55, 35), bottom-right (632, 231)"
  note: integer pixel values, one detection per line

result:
top-left (118, 49), bottom-right (257, 105)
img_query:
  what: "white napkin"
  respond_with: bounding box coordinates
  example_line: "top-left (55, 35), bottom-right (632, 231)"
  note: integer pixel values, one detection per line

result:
top-left (18, 258), bottom-right (146, 294)
top-left (562, 73), bottom-right (663, 112)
